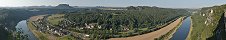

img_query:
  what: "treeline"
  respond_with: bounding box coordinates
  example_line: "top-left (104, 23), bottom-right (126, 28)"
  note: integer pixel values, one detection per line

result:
top-left (65, 6), bottom-right (189, 39)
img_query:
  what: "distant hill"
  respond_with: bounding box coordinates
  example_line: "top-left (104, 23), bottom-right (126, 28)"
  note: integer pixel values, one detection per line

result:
top-left (26, 6), bottom-right (54, 8)
top-left (54, 4), bottom-right (74, 9)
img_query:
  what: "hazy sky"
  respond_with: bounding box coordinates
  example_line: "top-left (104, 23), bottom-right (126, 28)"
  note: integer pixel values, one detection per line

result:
top-left (0, 0), bottom-right (226, 8)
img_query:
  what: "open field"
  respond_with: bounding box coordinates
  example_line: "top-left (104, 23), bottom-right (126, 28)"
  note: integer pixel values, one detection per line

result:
top-left (109, 17), bottom-right (183, 40)
top-left (29, 15), bottom-right (47, 21)
top-left (47, 14), bottom-right (65, 25)
top-left (28, 15), bottom-right (66, 40)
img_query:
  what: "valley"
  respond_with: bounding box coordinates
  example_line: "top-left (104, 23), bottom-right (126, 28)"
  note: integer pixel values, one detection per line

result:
top-left (0, 1), bottom-right (226, 40)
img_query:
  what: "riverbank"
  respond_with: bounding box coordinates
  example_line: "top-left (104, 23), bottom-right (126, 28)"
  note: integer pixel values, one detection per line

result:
top-left (27, 15), bottom-right (76, 40)
top-left (156, 17), bottom-right (184, 40)
top-left (16, 20), bottom-right (38, 40)
top-left (186, 17), bottom-right (193, 40)
top-left (27, 15), bottom-right (49, 40)
top-left (109, 17), bottom-right (183, 40)
top-left (170, 16), bottom-right (191, 40)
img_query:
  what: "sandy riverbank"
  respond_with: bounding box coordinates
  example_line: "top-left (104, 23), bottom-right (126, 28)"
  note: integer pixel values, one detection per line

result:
top-left (164, 17), bottom-right (184, 40)
top-left (109, 17), bottom-right (183, 40)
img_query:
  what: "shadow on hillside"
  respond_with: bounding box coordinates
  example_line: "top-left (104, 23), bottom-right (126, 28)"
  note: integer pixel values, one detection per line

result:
top-left (207, 13), bottom-right (226, 40)
top-left (0, 26), bottom-right (9, 40)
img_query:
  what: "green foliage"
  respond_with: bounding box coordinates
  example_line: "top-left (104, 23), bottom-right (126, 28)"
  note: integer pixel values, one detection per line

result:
top-left (64, 6), bottom-right (189, 39)
top-left (189, 4), bottom-right (226, 40)
top-left (47, 14), bottom-right (65, 25)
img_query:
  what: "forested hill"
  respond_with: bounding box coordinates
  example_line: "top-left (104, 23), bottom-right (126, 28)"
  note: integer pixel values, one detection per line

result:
top-left (67, 6), bottom-right (189, 28)
top-left (64, 6), bottom-right (190, 39)
top-left (0, 8), bottom-right (80, 40)
top-left (189, 4), bottom-right (226, 40)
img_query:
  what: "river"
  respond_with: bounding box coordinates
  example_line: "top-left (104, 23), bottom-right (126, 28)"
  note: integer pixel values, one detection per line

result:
top-left (15, 20), bottom-right (38, 40)
top-left (170, 17), bottom-right (191, 40)
top-left (14, 17), bottom-right (191, 40)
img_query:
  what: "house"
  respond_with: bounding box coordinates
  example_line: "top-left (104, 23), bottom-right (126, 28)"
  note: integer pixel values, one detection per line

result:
top-left (85, 23), bottom-right (98, 29)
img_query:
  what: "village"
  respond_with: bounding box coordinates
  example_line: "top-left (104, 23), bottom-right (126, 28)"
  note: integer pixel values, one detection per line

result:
top-left (29, 15), bottom-right (113, 39)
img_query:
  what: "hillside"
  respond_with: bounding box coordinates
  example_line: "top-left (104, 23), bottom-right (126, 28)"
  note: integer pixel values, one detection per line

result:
top-left (25, 6), bottom-right (190, 40)
top-left (188, 4), bottom-right (226, 40)
top-left (0, 8), bottom-right (80, 40)
top-left (54, 4), bottom-right (74, 9)
top-left (38, 6), bottom-right (189, 39)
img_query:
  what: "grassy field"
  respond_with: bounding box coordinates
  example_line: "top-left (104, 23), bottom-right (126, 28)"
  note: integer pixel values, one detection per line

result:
top-left (47, 14), bottom-right (65, 25)
top-left (58, 35), bottom-right (76, 40)
top-left (28, 15), bottom-right (75, 40)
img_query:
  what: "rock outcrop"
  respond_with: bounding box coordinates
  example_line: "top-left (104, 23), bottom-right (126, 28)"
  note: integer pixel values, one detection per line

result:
top-left (54, 4), bottom-right (74, 9)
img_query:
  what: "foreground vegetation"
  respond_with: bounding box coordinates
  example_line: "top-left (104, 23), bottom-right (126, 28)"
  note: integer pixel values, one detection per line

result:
top-left (62, 6), bottom-right (189, 39)
top-left (188, 4), bottom-right (226, 40)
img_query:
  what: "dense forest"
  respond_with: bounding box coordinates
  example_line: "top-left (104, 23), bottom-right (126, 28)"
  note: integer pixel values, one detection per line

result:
top-left (64, 6), bottom-right (190, 39)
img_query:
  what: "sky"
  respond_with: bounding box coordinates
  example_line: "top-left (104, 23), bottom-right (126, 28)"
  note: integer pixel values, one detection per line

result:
top-left (0, 0), bottom-right (226, 8)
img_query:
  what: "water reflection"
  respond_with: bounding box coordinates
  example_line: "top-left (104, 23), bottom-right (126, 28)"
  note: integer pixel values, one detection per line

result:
top-left (170, 17), bottom-right (191, 40)
top-left (15, 20), bottom-right (37, 40)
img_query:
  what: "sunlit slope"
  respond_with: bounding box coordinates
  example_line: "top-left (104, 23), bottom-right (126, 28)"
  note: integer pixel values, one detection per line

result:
top-left (65, 6), bottom-right (190, 39)
top-left (189, 4), bottom-right (226, 40)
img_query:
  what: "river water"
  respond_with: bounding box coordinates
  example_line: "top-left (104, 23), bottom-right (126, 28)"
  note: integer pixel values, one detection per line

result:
top-left (15, 20), bottom-right (38, 40)
top-left (14, 17), bottom-right (191, 40)
top-left (170, 17), bottom-right (191, 40)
